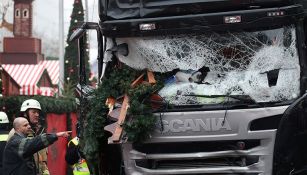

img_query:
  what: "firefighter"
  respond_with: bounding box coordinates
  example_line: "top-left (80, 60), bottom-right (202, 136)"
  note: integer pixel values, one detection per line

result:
top-left (7, 99), bottom-right (50, 175)
top-left (3, 117), bottom-right (71, 175)
top-left (0, 111), bottom-right (10, 175)
top-left (65, 136), bottom-right (90, 175)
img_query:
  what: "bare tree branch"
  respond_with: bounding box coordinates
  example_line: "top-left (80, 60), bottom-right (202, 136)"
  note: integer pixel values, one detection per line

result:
top-left (0, 0), bottom-right (13, 31)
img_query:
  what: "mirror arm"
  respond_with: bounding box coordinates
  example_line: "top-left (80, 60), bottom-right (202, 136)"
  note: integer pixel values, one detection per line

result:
top-left (78, 35), bottom-right (87, 85)
top-left (72, 22), bottom-right (103, 85)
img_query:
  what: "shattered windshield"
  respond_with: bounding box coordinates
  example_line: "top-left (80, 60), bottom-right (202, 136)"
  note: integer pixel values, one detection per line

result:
top-left (106, 26), bottom-right (300, 105)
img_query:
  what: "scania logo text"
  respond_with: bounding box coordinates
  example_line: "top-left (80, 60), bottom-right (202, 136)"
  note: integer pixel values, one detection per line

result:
top-left (158, 118), bottom-right (232, 133)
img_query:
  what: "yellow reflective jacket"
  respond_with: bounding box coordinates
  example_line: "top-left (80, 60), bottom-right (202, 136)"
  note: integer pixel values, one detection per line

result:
top-left (0, 134), bottom-right (8, 141)
top-left (68, 137), bottom-right (90, 175)
top-left (73, 159), bottom-right (90, 175)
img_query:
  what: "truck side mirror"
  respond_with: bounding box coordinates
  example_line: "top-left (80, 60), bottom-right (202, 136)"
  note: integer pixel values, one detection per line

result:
top-left (69, 22), bottom-right (103, 85)
top-left (70, 28), bottom-right (86, 42)
top-left (107, 43), bottom-right (129, 56)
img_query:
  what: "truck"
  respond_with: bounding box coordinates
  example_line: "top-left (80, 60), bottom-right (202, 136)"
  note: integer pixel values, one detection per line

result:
top-left (72, 0), bottom-right (307, 174)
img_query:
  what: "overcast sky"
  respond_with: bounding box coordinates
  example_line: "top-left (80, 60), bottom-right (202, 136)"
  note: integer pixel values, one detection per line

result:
top-left (0, 0), bottom-right (99, 66)
top-left (33, 0), bottom-right (99, 40)
top-left (34, 0), bottom-right (99, 62)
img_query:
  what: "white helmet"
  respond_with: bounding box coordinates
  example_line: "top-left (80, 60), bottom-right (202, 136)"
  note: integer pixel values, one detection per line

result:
top-left (20, 99), bottom-right (41, 112)
top-left (0, 111), bottom-right (9, 124)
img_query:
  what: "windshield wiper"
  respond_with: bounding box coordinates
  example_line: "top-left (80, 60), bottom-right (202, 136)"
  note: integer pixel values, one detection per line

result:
top-left (183, 94), bottom-right (259, 105)
top-left (184, 94), bottom-right (262, 126)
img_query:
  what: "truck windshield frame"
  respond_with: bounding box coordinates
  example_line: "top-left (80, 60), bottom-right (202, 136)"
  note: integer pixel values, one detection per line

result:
top-left (104, 25), bottom-right (300, 107)
top-left (98, 3), bottom-right (307, 110)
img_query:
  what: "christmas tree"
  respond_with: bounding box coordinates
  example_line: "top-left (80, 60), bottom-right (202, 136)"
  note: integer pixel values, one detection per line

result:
top-left (64, 0), bottom-right (90, 88)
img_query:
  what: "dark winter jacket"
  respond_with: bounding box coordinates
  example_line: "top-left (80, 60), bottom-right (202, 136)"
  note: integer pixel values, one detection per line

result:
top-left (2, 132), bottom-right (58, 175)
top-left (0, 130), bottom-right (9, 175)
top-left (65, 138), bottom-right (80, 165)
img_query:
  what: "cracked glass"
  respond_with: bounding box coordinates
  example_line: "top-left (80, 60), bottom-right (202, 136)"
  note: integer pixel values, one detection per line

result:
top-left (106, 26), bottom-right (300, 105)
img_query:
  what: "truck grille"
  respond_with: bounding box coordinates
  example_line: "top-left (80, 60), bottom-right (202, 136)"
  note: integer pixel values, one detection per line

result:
top-left (122, 134), bottom-right (275, 175)
top-left (136, 156), bottom-right (259, 169)
top-left (121, 106), bottom-right (286, 174)
top-left (133, 140), bottom-right (260, 154)
top-left (133, 140), bottom-right (260, 171)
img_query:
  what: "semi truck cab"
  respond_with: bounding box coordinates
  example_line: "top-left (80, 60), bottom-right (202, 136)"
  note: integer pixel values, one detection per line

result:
top-left (73, 0), bottom-right (307, 174)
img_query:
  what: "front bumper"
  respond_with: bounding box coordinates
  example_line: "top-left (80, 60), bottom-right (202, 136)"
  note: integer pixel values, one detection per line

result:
top-left (121, 106), bottom-right (288, 175)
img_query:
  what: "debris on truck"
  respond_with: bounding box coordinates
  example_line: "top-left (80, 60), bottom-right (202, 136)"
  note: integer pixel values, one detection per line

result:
top-left (71, 0), bottom-right (307, 174)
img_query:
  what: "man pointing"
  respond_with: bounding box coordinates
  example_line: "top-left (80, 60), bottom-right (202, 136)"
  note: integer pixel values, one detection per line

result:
top-left (3, 117), bottom-right (71, 175)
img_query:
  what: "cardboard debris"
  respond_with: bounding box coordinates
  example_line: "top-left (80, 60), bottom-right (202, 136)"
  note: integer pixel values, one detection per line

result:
top-left (104, 70), bottom-right (157, 143)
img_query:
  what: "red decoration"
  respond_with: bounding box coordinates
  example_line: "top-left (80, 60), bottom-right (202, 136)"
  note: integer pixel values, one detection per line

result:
top-left (46, 113), bottom-right (68, 175)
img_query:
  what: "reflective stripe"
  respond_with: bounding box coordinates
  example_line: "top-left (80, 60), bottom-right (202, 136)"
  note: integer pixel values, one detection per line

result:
top-left (18, 138), bottom-right (28, 157)
top-left (68, 137), bottom-right (79, 146)
top-left (73, 160), bottom-right (90, 175)
top-left (73, 171), bottom-right (90, 175)
top-left (41, 134), bottom-right (49, 146)
top-left (0, 134), bottom-right (8, 141)
top-left (42, 169), bottom-right (50, 175)
top-left (39, 127), bottom-right (45, 135)
top-left (70, 137), bottom-right (89, 175)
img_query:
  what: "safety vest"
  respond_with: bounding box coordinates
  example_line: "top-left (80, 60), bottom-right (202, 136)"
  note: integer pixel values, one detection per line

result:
top-left (0, 134), bottom-right (8, 141)
top-left (73, 159), bottom-right (90, 175)
top-left (69, 137), bottom-right (90, 175)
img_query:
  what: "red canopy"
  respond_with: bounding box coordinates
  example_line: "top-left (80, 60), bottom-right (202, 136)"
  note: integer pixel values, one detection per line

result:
top-left (1, 60), bottom-right (59, 96)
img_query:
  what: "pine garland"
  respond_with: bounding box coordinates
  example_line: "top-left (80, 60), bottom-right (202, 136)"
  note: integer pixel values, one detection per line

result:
top-left (81, 64), bottom-right (164, 162)
top-left (81, 65), bottom-right (138, 162)
top-left (124, 83), bottom-right (162, 142)
top-left (0, 96), bottom-right (76, 123)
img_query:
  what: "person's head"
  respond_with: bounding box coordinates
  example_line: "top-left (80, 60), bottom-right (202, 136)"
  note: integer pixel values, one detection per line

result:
top-left (0, 111), bottom-right (9, 124)
top-left (20, 99), bottom-right (41, 125)
top-left (13, 117), bottom-right (31, 136)
top-left (0, 111), bottom-right (9, 130)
